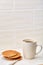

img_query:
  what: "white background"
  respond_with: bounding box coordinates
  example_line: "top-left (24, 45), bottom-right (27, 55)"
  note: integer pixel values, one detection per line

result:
top-left (0, 0), bottom-right (13, 10)
top-left (0, 0), bottom-right (43, 49)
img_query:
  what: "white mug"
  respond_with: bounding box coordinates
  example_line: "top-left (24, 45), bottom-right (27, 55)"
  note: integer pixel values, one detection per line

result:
top-left (23, 39), bottom-right (42, 59)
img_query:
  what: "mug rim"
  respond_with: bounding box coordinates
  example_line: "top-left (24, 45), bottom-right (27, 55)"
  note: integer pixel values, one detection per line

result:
top-left (23, 39), bottom-right (36, 44)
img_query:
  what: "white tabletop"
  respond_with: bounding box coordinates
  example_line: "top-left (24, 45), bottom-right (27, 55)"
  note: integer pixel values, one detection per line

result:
top-left (0, 48), bottom-right (43, 65)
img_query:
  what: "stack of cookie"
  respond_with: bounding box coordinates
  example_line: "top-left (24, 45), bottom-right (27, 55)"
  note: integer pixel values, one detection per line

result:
top-left (2, 50), bottom-right (22, 60)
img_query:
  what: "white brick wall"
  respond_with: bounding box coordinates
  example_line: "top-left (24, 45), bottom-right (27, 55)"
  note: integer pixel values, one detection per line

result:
top-left (0, 0), bottom-right (43, 49)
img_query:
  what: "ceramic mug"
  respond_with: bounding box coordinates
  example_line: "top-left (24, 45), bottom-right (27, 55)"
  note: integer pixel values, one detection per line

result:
top-left (23, 39), bottom-right (42, 59)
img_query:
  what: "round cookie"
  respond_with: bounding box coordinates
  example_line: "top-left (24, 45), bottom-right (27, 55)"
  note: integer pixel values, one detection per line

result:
top-left (2, 50), bottom-right (17, 57)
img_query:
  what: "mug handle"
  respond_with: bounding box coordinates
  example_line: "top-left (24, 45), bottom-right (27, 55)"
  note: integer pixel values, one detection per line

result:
top-left (36, 45), bottom-right (42, 55)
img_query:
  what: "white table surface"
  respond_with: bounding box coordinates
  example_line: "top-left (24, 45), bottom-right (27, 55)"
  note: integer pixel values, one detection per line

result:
top-left (0, 48), bottom-right (43, 65)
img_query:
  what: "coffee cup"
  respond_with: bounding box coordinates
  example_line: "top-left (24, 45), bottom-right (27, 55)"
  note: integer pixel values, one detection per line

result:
top-left (22, 39), bottom-right (42, 59)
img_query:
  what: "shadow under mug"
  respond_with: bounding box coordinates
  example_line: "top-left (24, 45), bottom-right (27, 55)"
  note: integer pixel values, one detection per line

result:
top-left (23, 39), bottom-right (42, 59)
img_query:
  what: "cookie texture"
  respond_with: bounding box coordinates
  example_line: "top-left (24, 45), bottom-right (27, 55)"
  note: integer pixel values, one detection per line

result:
top-left (2, 50), bottom-right (17, 57)
top-left (2, 50), bottom-right (21, 60)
